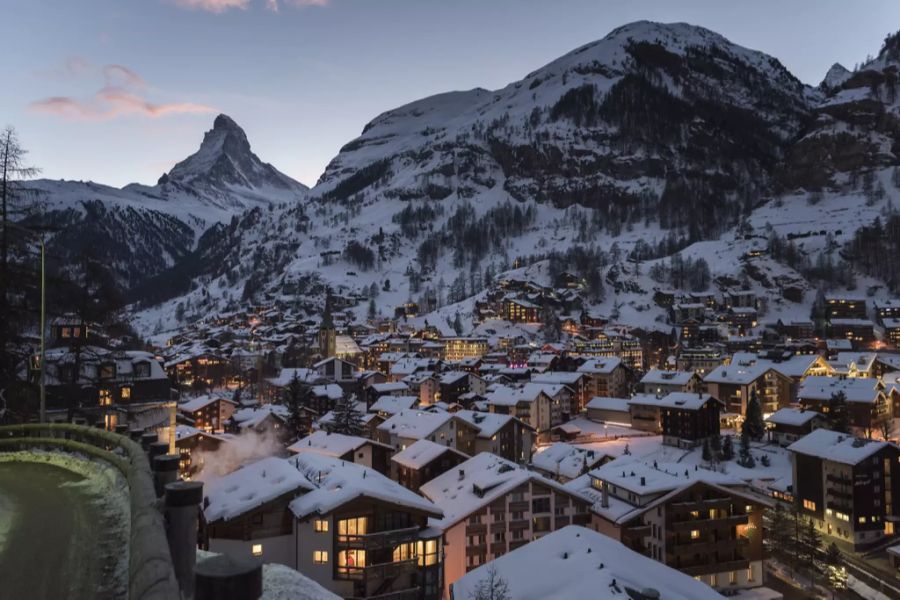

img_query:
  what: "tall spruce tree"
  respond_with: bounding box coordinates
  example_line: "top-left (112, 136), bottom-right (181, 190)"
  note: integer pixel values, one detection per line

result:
top-left (284, 371), bottom-right (308, 441)
top-left (332, 394), bottom-right (364, 436)
top-left (744, 389), bottom-right (765, 441)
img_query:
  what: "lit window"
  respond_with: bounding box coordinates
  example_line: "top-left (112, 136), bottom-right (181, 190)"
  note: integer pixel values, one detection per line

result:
top-left (337, 549), bottom-right (366, 571)
top-left (99, 389), bottom-right (112, 406)
top-left (314, 519), bottom-right (329, 533)
top-left (121, 387), bottom-right (131, 400)
top-left (747, 566), bottom-right (754, 582)
top-left (252, 544), bottom-right (263, 556)
top-left (729, 571), bottom-right (737, 585)
top-left (859, 516), bottom-right (866, 524)
top-left (690, 530), bottom-right (700, 540)
top-left (803, 499), bottom-right (816, 511)
top-left (313, 550), bottom-right (328, 564)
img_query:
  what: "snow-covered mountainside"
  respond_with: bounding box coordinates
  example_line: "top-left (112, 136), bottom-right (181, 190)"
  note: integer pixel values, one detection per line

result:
top-left (130, 22), bottom-right (900, 337)
top-left (22, 115), bottom-right (307, 290)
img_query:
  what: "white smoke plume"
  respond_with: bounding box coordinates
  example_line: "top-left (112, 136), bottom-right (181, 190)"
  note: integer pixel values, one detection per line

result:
top-left (193, 428), bottom-right (285, 482)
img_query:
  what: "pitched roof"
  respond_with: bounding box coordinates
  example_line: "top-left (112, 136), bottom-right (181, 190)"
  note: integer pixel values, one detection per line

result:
top-left (798, 376), bottom-right (883, 404)
top-left (420, 452), bottom-right (582, 530)
top-left (376, 409), bottom-right (454, 440)
top-left (391, 439), bottom-right (468, 470)
top-left (287, 430), bottom-right (389, 457)
top-left (450, 526), bottom-right (724, 600)
top-left (765, 408), bottom-right (823, 427)
top-left (287, 453), bottom-right (441, 519)
top-left (203, 456), bottom-right (315, 522)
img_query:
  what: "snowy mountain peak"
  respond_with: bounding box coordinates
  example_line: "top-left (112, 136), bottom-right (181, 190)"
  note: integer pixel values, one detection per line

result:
top-left (820, 63), bottom-right (851, 91)
top-left (160, 114), bottom-right (307, 201)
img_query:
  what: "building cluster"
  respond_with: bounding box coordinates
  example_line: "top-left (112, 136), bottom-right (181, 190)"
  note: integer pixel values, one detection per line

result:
top-left (14, 284), bottom-right (900, 599)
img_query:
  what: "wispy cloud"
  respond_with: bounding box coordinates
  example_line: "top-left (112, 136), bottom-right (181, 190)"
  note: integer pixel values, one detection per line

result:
top-left (29, 62), bottom-right (214, 121)
top-left (170, 0), bottom-right (327, 13)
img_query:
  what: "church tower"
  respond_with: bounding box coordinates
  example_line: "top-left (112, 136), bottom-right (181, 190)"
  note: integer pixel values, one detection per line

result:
top-left (318, 292), bottom-right (337, 358)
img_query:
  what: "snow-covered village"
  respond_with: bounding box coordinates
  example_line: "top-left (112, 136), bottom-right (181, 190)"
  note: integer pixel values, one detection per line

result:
top-left (4, 2), bottom-right (900, 600)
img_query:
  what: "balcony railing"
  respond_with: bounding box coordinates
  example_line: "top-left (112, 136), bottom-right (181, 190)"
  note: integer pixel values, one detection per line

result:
top-left (337, 526), bottom-right (421, 551)
top-left (337, 557), bottom-right (419, 581)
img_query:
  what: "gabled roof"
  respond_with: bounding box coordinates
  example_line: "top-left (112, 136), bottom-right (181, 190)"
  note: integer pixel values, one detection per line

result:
top-left (798, 376), bottom-right (883, 404)
top-left (369, 395), bottom-right (418, 416)
top-left (179, 394), bottom-right (233, 413)
top-left (450, 526), bottom-right (724, 600)
top-left (287, 430), bottom-right (390, 457)
top-left (204, 456), bottom-right (315, 523)
top-left (531, 443), bottom-right (609, 480)
top-left (585, 397), bottom-right (630, 412)
top-left (765, 408), bottom-right (823, 427)
top-left (577, 357), bottom-right (622, 374)
top-left (420, 452), bottom-right (584, 530)
top-left (288, 453), bottom-right (441, 519)
top-left (376, 409), bottom-right (454, 440)
top-left (454, 409), bottom-right (531, 438)
top-left (391, 439), bottom-right (468, 470)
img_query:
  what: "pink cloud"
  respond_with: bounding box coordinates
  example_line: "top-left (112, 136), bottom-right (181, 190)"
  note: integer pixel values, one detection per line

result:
top-left (169, 0), bottom-right (327, 12)
top-left (28, 64), bottom-right (215, 121)
top-left (171, 0), bottom-right (250, 12)
top-left (103, 64), bottom-right (146, 88)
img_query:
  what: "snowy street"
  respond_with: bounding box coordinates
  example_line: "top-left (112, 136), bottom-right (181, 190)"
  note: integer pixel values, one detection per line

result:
top-left (0, 462), bottom-right (115, 600)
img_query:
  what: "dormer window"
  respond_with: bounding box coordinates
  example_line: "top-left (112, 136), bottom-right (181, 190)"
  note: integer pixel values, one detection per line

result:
top-left (134, 362), bottom-right (151, 378)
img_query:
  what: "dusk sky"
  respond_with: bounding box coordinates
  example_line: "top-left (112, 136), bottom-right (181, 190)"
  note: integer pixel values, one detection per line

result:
top-left (4, 0), bottom-right (899, 188)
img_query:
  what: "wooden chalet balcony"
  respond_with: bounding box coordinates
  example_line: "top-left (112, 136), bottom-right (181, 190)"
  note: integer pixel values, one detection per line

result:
top-left (508, 500), bottom-right (529, 513)
top-left (337, 557), bottom-right (419, 582)
top-left (509, 519), bottom-right (530, 531)
top-left (670, 497), bottom-right (733, 512)
top-left (465, 523), bottom-right (487, 535)
top-left (671, 513), bottom-right (747, 531)
top-left (337, 526), bottom-right (421, 551)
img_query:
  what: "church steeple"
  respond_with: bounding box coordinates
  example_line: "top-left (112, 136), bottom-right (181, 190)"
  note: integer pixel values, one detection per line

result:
top-left (318, 290), bottom-right (336, 358)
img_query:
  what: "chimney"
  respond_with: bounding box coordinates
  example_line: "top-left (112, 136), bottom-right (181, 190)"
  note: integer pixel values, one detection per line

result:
top-left (640, 476), bottom-right (646, 486)
top-left (458, 469), bottom-right (465, 480)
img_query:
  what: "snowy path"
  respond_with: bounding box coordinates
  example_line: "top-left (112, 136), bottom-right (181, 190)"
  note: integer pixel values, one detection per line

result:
top-left (0, 462), bottom-right (112, 600)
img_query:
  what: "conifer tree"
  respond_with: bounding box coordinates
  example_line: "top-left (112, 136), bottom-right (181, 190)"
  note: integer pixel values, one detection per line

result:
top-left (827, 391), bottom-right (850, 434)
top-left (744, 389), bottom-right (765, 441)
top-left (332, 393), bottom-right (364, 437)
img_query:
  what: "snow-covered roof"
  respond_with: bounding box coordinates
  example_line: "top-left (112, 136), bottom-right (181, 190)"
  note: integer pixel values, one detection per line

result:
top-left (376, 409), bottom-right (453, 440)
top-left (703, 360), bottom-right (770, 385)
top-left (287, 430), bottom-right (387, 457)
top-left (232, 404), bottom-right (289, 429)
top-left (653, 392), bottom-right (719, 411)
top-left (438, 371), bottom-right (470, 385)
top-left (287, 453), bottom-right (441, 519)
top-left (420, 452), bottom-right (579, 530)
top-left (266, 367), bottom-right (319, 387)
top-left (369, 395), bottom-right (418, 415)
top-left (585, 397), bottom-right (630, 412)
top-left (588, 456), bottom-right (742, 496)
top-left (450, 525), bottom-right (723, 600)
top-left (370, 381), bottom-right (410, 394)
top-left (391, 439), bottom-right (467, 470)
top-left (179, 394), bottom-right (231, 413)
top-left (310, 383), bottom-right (344, 400)
top-left (484, 383), bottom-right (546, 407)
top-left (530, 371), bottom-right (585, 385)
top-left (798, 376), bottom-right (883, 404)
top-left (577, 357), bottom-right (622, 374)
top-left (787, 429), bottom-right (894, 465)
top-left (765, 408), bottom-right (823, 427)
top-left (531, 443), bottom-right (608, 480)
top-left (204, 456), bottom-right (315, 522)
top-left (639, 368), bottom-right (695, 386)
top-left (454, 409), bottom-right (522, 438)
